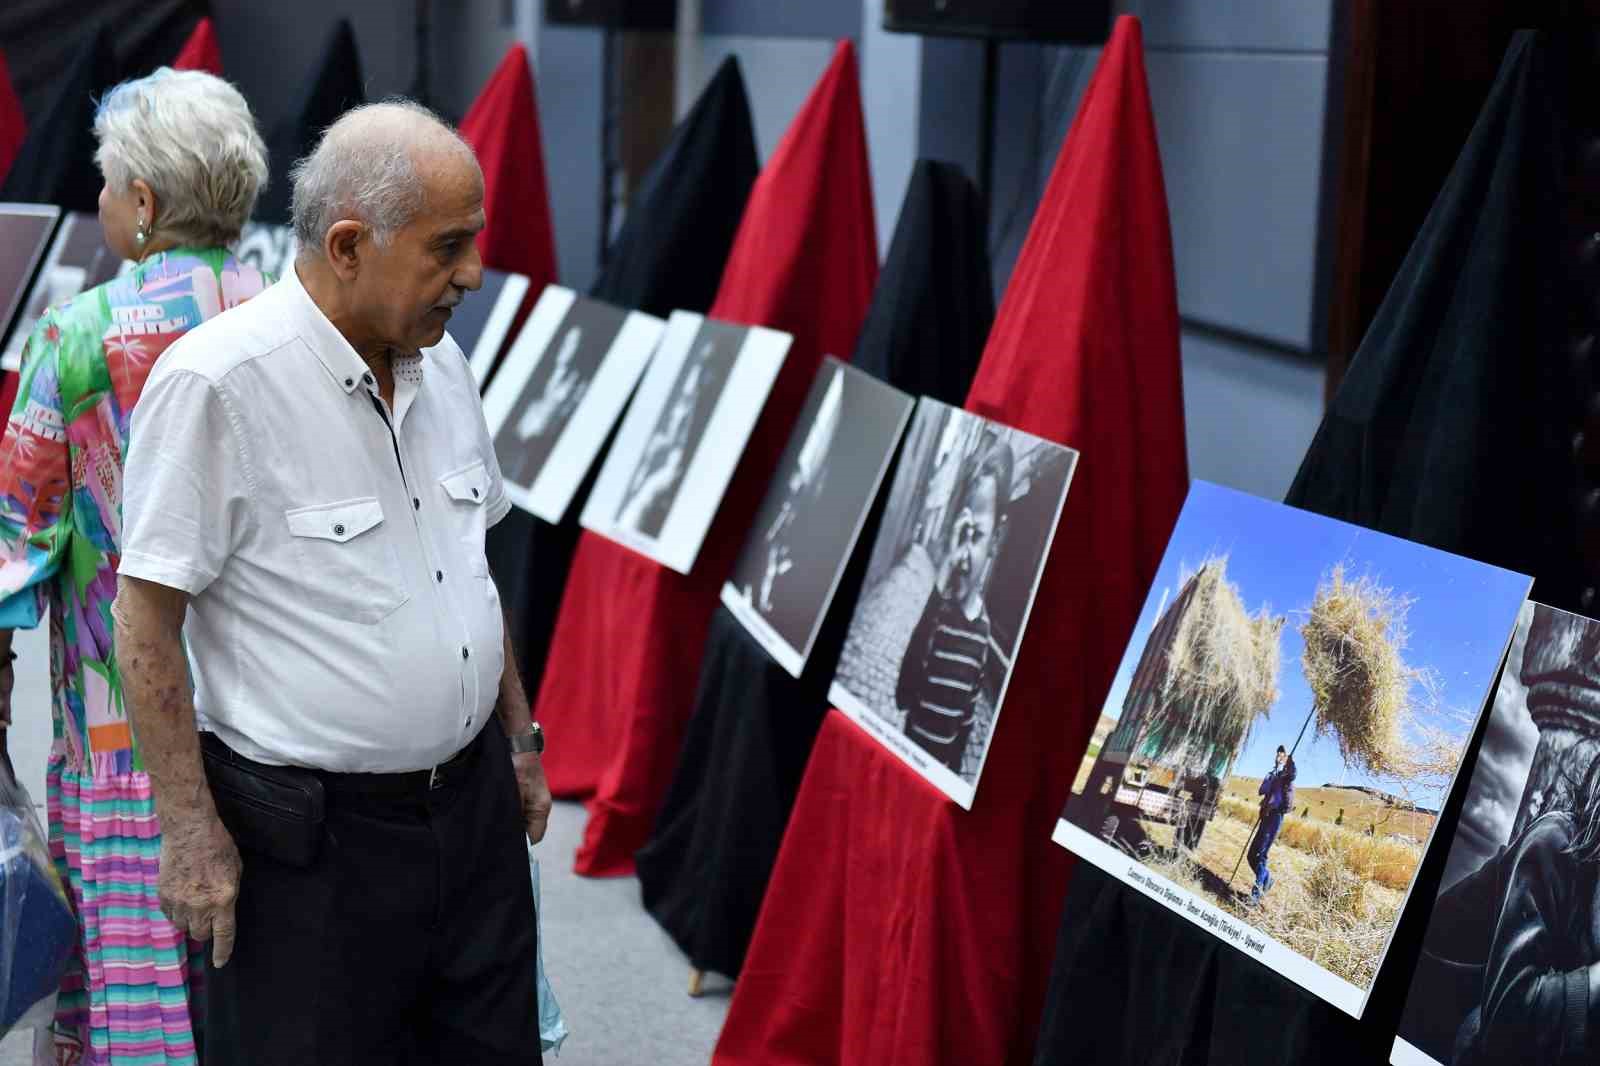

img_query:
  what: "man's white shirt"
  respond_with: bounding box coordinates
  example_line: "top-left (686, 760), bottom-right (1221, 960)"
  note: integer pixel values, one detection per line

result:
top-left (121, 266), bottom-right (511, 772)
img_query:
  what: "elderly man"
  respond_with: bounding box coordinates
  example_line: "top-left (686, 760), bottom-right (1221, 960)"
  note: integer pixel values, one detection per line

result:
top-left (113, 101), bottom-right (551, 1065)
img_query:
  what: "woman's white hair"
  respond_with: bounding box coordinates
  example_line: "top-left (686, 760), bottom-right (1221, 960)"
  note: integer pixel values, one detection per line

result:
top-left (93, 67), bottom-right (268, 248)
top-left (289, 100), bottom-right (477, 255)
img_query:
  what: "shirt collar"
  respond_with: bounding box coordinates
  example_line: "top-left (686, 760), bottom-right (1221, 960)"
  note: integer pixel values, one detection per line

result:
top-left (285, 264), bottom-right (428, 398)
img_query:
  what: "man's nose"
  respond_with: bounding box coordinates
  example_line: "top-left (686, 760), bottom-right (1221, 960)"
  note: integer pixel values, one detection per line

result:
top-left (455, 241), bottom-right (485, 292)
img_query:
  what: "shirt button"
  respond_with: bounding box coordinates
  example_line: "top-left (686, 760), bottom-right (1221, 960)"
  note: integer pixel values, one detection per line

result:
top-left (471, 487), bottom-right (480, 498)
top-left (436, 570), bottom-right (444, 582)
top-left (413, 497), bottom-right (421, 510)
top-left (343, 377), bottom-right (354, 388)
top-left (333, 523), bottom-right (346, 537)
top-left (461, 646), bottom-right (470, 660)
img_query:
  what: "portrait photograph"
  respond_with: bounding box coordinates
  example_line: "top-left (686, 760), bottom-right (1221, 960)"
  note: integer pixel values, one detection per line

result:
top-left (230, 220), bottom-right (297, 282)
top-left (0, 204), bottom-right (63, 368)
top-left (581, 311), bottom-right (791, 575)
top-left (721, 357), bottom-right (915, 678)
top-left (480, 285), bottom-right (665, 524)
top-left (1053, 481), bottom-right (1531, 1019)
top-left (1391, 602), bottom-right (1600, 1066)
top-left (828, 397), bottom-right (1079, 810)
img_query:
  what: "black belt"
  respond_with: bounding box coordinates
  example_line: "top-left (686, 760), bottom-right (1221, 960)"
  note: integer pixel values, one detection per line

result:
top-left (316, 725), bottom-right (487, 795)
top-left (202, 724), bottom-right (488, 800)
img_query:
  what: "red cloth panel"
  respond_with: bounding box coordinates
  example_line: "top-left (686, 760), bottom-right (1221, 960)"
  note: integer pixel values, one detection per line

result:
top-left (171, 17), bottom-right (223, 76)
top-left (459, 43), bottom-right (558, 289)
top-left (533, 40), bottom-right (878, 876)
top-left (0, 49), bottom-right (25, 186)
top-left (713, 17), bottom-right (1189, 1065)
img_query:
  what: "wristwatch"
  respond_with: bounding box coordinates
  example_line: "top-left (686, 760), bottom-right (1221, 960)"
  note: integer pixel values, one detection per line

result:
top-left (509, 722), bottom-right (545, 755)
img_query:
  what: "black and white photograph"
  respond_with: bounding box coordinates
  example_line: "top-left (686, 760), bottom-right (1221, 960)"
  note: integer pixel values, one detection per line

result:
top-left (230, 220), bottom-right (297, 281)
top-left (720, 358), bottom-right (915, 678)
top-left (828, 398), bottom-right (1080, 809)
top-left (0, 204), bottom-right (63, 366)
top-left (581, 311), bottom-right (791, 575)
top-left (455, 268), bottom-right (531, 387)
top-left (1391, 602), bottom-right (1600, 1065)
top-left (480, 285), bottom-right (663, 523)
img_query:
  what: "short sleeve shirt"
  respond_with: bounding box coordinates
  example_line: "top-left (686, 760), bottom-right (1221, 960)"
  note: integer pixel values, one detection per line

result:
top-left (121, 266), bottom-right (511, 772)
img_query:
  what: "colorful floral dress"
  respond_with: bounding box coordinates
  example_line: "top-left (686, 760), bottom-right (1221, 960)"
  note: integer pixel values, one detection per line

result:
top-left (0, 248), bottom-right (268, 1065)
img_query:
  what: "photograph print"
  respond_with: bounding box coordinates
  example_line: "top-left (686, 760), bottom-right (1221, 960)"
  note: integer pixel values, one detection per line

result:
top-left (455, 268), bottom-right (531, 386)
top-left (0, 204), bottom-right (63, 369)
top-left (828, 397), bottom-right (1079, 809)
top-left (721, 357), bottom-right (915, 678)
top-left (480, 285), bottom-right (665, 524)
top-left (231, 220), bottom-right (297, 281)
top-left (582, 311), bottom-right (791, 575)
top-left (1054, 481), bottom-right (1531, 1018)
top-left (1391, 602), bottom-right (1600, 1066)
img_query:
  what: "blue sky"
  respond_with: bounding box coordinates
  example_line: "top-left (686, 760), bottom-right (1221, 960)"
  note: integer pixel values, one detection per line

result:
top-left (1098, 483), bottom-right (1531, 808)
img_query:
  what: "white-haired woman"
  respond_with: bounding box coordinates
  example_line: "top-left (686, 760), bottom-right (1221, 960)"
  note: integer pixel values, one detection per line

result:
top-left (0, 67), bottom-right (268, 1066)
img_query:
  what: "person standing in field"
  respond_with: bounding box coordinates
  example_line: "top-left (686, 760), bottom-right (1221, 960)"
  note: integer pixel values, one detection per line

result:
top-left (1248, 745), bottom-right (1296, 903)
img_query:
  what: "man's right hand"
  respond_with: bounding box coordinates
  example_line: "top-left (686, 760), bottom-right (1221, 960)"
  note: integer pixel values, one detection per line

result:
top-left (157, 810), bottom-right (243, 967)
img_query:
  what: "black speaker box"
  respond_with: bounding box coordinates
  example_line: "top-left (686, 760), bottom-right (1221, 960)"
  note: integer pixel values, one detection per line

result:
top-left (544, 0), bottom-right (676, 31)
top-left (884, 0), bottom-right (1111, 43)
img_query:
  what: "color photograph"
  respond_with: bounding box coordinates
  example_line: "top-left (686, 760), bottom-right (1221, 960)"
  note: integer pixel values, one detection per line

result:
top-left (581, 311), bottom-right (790, 575)
top-left (829, 397), bottom-right (1079, 809)
top-left (1054, 482), bottom-right (1530, 1018)
top-left (1392, 603), bottom-right (1600, 1066)
top-left (721, 358), bottom-right (915, 678)
top-left (481, 285), bottom-right (664, 524)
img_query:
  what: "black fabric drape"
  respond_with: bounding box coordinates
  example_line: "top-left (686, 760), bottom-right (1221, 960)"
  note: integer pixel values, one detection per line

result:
top-left (0, 0), bottom-right (199, 122)
top-left (253, 20), bottom-right (364, 225)
top-left (634, 160), bottom-right (993, 978)
top-left (485, 56), bottom-right (759, 697)
top-left (1034, 31), bottom-right (1584, 1064)
top-left (0, 3), bottom-right (200, 214)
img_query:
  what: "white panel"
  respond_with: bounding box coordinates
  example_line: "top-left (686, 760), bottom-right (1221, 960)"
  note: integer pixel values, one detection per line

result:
top-left (1181, 328), bottom-right (1323, 501)
top-left (862, 0), bottom-right (920, 254)
top-left (1145, 51), bottom-right (1328, 349)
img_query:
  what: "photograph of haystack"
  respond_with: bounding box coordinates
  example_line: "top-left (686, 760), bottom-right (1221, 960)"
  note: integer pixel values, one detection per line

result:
top-left (829, 397), bottom-right (1079, 809)
top-left (1391, 603), bottom-right (1600, 1066)
top-left (1054, 482), bottom-right (1530, 1017)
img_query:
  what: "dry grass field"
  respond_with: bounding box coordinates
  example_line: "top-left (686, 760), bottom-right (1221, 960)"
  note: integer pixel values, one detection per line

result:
top-left (1223, 775), bottom-right (1436, 844)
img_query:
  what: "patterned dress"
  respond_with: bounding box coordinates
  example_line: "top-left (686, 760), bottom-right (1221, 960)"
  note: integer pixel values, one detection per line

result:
top-left (0, 248), bottom-right (267, 1065)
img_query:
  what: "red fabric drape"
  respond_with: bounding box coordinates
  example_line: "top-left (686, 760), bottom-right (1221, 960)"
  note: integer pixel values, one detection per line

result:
top-left (458, 43), bottom-right (557, 290)
top-left (533, 41), bottom-right (878, 876)
top-left (171, 17), bottom-right (222, 75)
top-left (0, 50), bottom-right (23, 188)
top-left (713, 18), bottom-right (1189, 1065)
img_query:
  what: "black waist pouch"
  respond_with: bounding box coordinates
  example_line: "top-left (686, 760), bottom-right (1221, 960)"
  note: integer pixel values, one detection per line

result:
top-left (200, 732), bottom-right (326, 868)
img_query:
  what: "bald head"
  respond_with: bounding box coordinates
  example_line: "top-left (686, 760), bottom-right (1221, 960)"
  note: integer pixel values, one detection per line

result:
top-left (289, 99), bottom-right (486, 360)
top-left (290, 100), bottom-right (481, 254)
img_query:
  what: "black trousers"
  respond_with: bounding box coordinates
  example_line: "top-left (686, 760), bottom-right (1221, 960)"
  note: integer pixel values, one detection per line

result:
top-left (204, 721), bottom-right (543, 1066)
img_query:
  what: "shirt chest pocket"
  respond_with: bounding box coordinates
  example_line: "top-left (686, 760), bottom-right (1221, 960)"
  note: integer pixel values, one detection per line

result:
top-left (285, 497), bottom-right (410, 623)
top-left (439, 461), bottom-right (491, 577)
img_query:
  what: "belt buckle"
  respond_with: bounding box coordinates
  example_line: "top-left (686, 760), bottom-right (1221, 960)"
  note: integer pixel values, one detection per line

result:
top-left (428, 763), bottom-right (442, 790)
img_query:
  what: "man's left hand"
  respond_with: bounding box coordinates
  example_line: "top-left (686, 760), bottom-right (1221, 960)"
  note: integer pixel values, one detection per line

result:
top-left (511, 751), bottom-right (553, 845)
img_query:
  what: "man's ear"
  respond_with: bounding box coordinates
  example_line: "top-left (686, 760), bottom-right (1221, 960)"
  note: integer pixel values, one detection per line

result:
top-left (323, 220), bottom-right (365, 282)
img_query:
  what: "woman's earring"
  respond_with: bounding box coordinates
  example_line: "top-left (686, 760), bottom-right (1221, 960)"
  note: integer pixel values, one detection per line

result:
top-left (135, 217), bottom-right (147, 246)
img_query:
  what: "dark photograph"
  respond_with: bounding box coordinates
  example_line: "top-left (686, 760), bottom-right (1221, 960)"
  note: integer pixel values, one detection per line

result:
top-left (582, 312), bottom-right (791, 574)
top-left (493, 297), bottom-right (627, 487)
top-left (231, 220), bottom-right (297, 281)
top-left (1392, 602), bottom-right (1600, 1065)
top-left (480, 286), bottom-right (663, 523)
top-left (829, 398), bottom-right (1079, 808)
top-left (613, 319), bottom-right (743, 539)
top-left (0, 204), bottom-right (64, 368)
top-left (721, 358), bottom-right (915, 678)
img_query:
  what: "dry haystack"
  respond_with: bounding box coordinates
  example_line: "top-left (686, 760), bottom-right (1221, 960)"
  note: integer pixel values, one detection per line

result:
top-left (1300, 565), bottom-right (1445, 781)
top-left (1138, 558), bottom-right (1283, 778)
